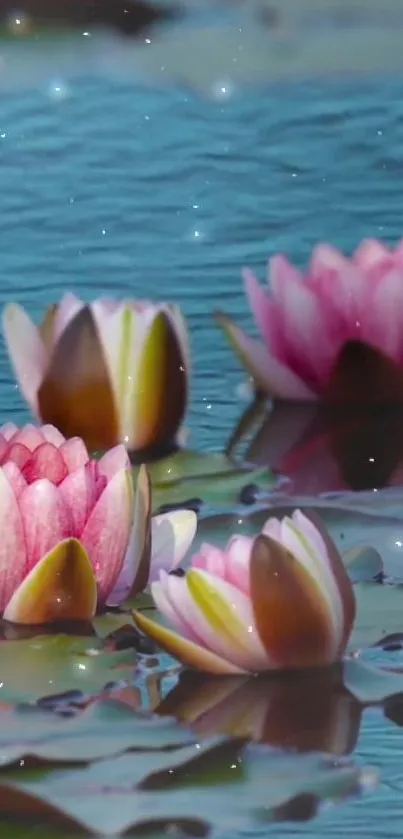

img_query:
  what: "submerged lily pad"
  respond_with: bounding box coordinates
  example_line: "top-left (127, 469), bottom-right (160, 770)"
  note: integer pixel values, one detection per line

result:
top-left (0, 635), bottom-right (135, 703)
top-left (0, 699), bottom-right (195, 766)
top-left (0, 735), bottom-right (374, 834)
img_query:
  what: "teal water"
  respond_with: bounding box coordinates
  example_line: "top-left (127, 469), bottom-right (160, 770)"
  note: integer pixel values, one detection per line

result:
top-left (2, 71), bottom-right (403, 837)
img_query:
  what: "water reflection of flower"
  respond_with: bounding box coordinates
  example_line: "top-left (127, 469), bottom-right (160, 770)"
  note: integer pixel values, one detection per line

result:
top-left (156, 665), bottom-right (362, 756)
top-left (227, 396), bottom-right (403, 494)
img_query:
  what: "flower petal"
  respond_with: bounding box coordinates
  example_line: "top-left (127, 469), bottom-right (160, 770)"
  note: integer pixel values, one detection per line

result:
top-left (0, 422), bottom-right (18, 441)
top-left (53, 292), bottom-right (85, 342)
top-left (59, 437), bottom-right (89, 472)
top-left (81, 468), bottom-right (134, 604)
top-left (40, 424), bottom-right (66, 447)
top-left (37, 306), bottom-right (119, 452)
top-left (250, 534), bottom-right (335, 668)
top-left (149, 509), bottom-right (197, 581)
top-left (243, 268), bottom-right (285, 358)
top-left (19, 479), bottom-right (73, 571)
top-left (151, 573), bottom-right (202, 643)
top-left (297, 511), bottom-right (356, 656)
top-left (9, 424), bottom-right (46, 451)
top-left (2, 462), bottom-right (27, 499)
top-left (2, 303), bottom-right (47, 414)
top-left (98, 444), bottom-right (130, 480)
top-left (0, 468), bottom-right (27, 612)
top-left (106, 465), bottom-right (151, 605)
top-left (21, 442), bottom-right (68, 486)
top-left (4, 538), bottom-right (97, 624)
top-left (58, 467), bottom-right (95, 536)
top-left (133, 610), bottom-right (245, 675)
top-left (278, 515), bottom-right (344, 656)
top-left (5, 443), bottom-right (32, 470)
top-left (223, 536), bottom-right (253, 596)
top-left (185, 569), bottom-right (269, 670)
top-left (215, 311), bottom-right (316, 400)
top-left (129, 310), bottom-right (188, 454)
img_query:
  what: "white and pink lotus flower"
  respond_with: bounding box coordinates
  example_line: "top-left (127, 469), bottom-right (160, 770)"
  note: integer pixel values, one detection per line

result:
top-left (217, 238), bottom-right (403, 401)
top-left (2, 294), bottom-right (189, 456)
top-left (0, 423), bottom-right (196, 625)
top-left (134, 509), bottom-right (355, 674)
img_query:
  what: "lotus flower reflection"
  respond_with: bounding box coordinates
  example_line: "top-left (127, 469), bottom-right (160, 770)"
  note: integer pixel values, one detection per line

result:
top-left (0, 423), bottom-right (196, 624)
top-left (134, 511), bottom-right (355, 675)
top-left (217, 239), bottom-right (403, 400)
top-left (3, 294), bottom-right (189, 455)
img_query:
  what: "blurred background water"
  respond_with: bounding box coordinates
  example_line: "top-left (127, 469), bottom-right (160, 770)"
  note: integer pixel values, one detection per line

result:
top-left (2, 4), bottom-right (403, 836)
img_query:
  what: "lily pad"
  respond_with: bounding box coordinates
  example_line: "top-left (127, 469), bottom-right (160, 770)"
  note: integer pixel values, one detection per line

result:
top-left (351, 582), bottom-right (403, 650)
top-left (132, 449), bottom-right (275, 512)
top-left (0, 635), bottom-right (135, 703)
top-left (343, 659), bottom-right (403, 704)
top-left (0, 736), bottom-right (374, 834)
top-left (0, 699), bottom-right (195, 766)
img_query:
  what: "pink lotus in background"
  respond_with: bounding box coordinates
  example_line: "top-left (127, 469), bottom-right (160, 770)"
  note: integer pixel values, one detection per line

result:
top-left (134, 509), bottom-right (355, 675)
top-left (217, 239), bottom-right (403, 400)
top-left (2, 293), bottom-right (189, 455)
top-left (0, 423), bottom-right (197, 625)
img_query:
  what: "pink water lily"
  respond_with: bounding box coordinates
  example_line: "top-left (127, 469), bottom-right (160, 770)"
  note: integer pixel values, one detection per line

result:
top-left (134, 510), bottom-right (355, 675)
top-left (0, 423), bottom-right (197, 624)
top-left (2, 293), bottom-right (189, 455)
top-left (217, 239), bottom-right (403, 400)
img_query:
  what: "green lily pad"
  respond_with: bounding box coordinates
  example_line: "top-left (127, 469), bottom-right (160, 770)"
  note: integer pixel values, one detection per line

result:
top-left (0, 699), bottom-right (195, 766)
top-left (0, 635), bottom-right (135, 703)
top-left (0, 736), bottom-right (374, 834)
top-left (132, 449), bottom-right (275, 512)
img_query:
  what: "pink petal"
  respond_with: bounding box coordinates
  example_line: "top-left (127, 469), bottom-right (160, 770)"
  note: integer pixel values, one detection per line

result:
top-left (57, 467), bottom-right (95, 536)
top-left (224, 536), bottom-right (253, 595)
top-left (270, 255), bottom-right (338, 389)
top-left (0, 423), bottom-right (18, 441)
top-left (98, 445), bottom-right (130, 480)
top-left (21, 442), bottom-right (68, 486)
top-left (53, 292), bottom-right (85, 343)
top-left (0, 435), bottom-right (10, 464)
top-left (172, 570), bottom-right (268, 670)
top-left (18, 479), bottom-right (73, 571)
top-left (0, 468), bottom-right (27, 612)
top-left (192, 543), bottom-right (227, 578)
top-left (309, 245), bottom-right (368, 339)
top-left (366, 271), bottom-right (403, 363)
top-left (59, 437), bottom-right (89, 473)
top-left (2, 304), bottom-right (47, 415)
top-left (2, 462), bottom-right (27, 500)
top-left (5, 443), bottom-right (32, 471)
top-left (243, 268), bottom-right (285, 359)
top-left (40, 424), bottom-right (66, 447)
top-left (10, 424), bottom-right (46, 451)
top-left (149, 510), bottom-right (197, 581)
top-left (353, 238), bottom-right (392, 273)
top-left (151, 572), bottom-right (202, 643)
top-left (216, 313), bottom-right (316, 401)
top-left (80, 469), bottom-right (133, 604)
